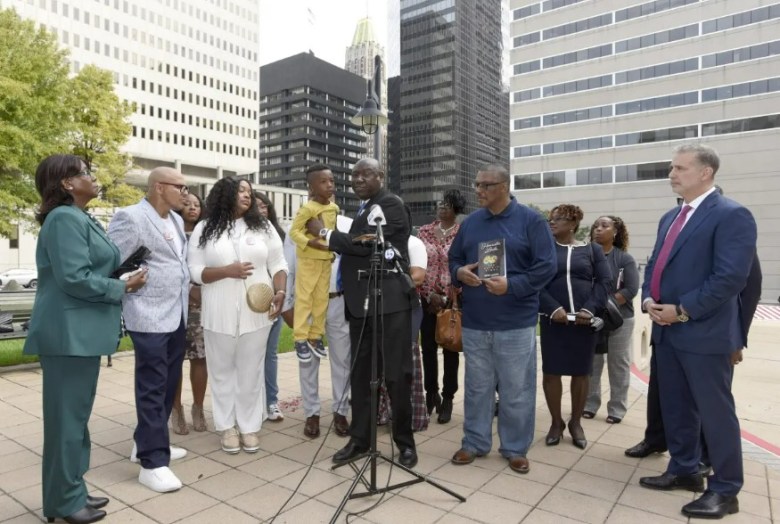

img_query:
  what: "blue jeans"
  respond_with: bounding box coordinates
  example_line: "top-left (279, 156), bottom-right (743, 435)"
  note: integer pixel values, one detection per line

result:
top-left (461, 326), bottom-right (537, 458)
top-left (265, 318), bottom-right (282, 405)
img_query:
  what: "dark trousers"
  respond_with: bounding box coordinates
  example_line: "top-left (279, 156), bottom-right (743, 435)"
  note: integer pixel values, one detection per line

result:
top-left (656, 344), bottom-right (743, 495)
top-left (419, 300), bottom-right (459, 400)
top-left (643, 347), bottom-right (666, 448)
top-left (645, 346), bottom-right (710, 463)
top-left (40, 356), bottom-right (100, 518)
top-left (349, 309), bottom-right (415, 451)
top-left (129, 318), bottom-right (185, 469)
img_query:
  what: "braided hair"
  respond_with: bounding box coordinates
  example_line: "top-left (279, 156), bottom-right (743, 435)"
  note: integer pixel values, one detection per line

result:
top-left (550, 204), bottom-right (584, 233)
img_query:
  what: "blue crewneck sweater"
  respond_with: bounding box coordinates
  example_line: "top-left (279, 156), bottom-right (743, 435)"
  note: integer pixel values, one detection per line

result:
top-left (448, 198), bottom-right (556, 331)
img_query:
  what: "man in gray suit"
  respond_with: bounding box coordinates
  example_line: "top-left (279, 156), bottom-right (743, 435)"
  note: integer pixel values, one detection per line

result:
top-left (108, 167), bottom-right (190, 493)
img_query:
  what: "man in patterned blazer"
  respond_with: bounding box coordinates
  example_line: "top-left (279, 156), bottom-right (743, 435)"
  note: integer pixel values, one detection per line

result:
top-left (108, 167), bottom-right (191, 493)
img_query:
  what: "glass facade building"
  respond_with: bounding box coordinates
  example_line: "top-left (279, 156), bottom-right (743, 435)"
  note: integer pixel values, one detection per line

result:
top-left (393, 0), bottom-right (509, 224)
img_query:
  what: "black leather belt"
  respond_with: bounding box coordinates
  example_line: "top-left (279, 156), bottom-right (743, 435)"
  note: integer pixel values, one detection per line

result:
top-left (329, 291), bottom-right (344, 299)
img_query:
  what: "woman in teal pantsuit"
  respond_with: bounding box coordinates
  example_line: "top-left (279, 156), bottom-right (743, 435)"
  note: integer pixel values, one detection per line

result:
top-left (23, 155), bottom-right (148, 524)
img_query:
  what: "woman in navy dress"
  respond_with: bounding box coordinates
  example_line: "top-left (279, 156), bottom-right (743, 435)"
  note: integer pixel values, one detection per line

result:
top-left (539, 204), bottom-right (611, 450)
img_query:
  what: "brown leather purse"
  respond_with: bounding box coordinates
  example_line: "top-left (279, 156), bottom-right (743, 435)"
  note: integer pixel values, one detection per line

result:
top-left (435, 287), bottom-right (462, 352)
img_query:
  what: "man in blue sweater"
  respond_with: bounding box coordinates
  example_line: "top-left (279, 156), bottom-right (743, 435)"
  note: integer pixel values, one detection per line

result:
top-left (448, 164), bottom-right (556, 474)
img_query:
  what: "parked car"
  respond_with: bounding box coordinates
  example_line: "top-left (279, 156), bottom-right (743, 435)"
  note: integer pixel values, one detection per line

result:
top-left (0, 269), bottom-right (38, 289)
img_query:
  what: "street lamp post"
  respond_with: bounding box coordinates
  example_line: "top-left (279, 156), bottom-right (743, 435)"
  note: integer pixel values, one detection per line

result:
top-left (350, 55), bottom-right (387, 160)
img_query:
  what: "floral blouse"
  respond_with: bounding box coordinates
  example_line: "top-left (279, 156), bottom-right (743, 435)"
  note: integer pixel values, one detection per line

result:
top-left (418, 220), bottom-right (460, 302)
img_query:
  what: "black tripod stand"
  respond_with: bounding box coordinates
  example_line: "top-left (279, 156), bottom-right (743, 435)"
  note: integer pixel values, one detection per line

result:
top-left (329, 227), bottom-right (465, 524)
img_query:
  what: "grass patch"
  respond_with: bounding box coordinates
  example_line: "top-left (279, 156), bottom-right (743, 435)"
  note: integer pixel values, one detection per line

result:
top-left (0, 336), bottom-right (135, 368)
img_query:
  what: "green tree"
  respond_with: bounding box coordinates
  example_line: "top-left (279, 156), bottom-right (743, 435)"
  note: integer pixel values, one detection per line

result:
top-left (67, 65), bottom-right (142, 208)
top-left (0, 8), bottom-right (72, 235)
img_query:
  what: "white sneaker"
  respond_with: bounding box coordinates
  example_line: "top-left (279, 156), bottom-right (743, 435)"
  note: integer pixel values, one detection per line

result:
top-left (130, 443), bottom-right (188, 463)
top-left (138, 466), bottom-right (182, 493)
top-left (267, 404), bottom-right (284, 422)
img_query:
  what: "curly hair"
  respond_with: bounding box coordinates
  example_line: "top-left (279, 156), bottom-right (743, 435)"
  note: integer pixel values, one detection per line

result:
top-left (550, 204), bottom-right (584, 232)
top-left (34, 154), bottom-right (84, 225)
top-left (442, 189), bottom-right (467, 215)
top-left (589, 215), bottom-right (630, 251)
top-left (198, 177), bottom-right (268, 247)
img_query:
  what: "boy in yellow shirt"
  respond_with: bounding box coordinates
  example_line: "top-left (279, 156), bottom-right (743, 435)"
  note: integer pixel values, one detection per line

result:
top-left (289, 164), bottom-right (339, 362)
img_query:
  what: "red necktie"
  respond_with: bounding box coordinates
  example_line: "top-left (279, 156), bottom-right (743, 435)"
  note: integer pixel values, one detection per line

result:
top-left (650, 205), bottom-right (692, 301)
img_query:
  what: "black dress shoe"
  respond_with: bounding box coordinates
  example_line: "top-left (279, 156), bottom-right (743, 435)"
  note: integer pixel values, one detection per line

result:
top-left (85, 496), bottom-right (109, 510)
top-left (639, 472), bottom-right (704, 492)
top-left (625, 440), bottom-right (667, 458)
top-left (399, 448), bottom-right (418, 468)
top-left (682, 490), bottom-right (739, 519)
top-left (47, 505), bottom-right (107, 524)
top-left (332, 441), bottom-right (368, 464)
top-left (437, 398), bottom-right (453, 424)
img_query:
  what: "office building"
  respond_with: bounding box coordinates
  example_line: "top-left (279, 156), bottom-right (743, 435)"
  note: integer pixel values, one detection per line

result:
top-left (345, 17), bottom-right (387, 164)
top-left (3, 0), bottom-right (260, 186)
top-left (509, 0), bottom-right (780, 300)
top-left (396, 0), bottom-right (509, 224)
top-left (258, 52), bottom-right (367, 214)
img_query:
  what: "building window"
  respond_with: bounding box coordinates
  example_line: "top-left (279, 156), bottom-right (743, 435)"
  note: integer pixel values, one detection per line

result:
top-left (542, 44), bottom-right (612, 69)
top-left (702, 5), bottom-right (780, 34)
top-left (616, 24), bottom-right (698, 54)
top-left (615, 125), bottom-right (698, 146)
top-left (616, 57), bottom-right (698, 84)
top-left (615, 91), bottom-right (698, 115)
top-left (701, 114), bottom-right (780, 136)
top-left (513, 3), bottom-right (540, 20)
top-left (543, 13), bottom-right (612, 41)
top-left (616, 0), bottom-right (699, 23)
top-left (543, 74), bottom-right (612, 97)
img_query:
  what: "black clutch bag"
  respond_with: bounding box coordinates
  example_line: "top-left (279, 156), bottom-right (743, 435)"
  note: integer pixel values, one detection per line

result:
top-left (112, 246), bottom-right (151, 278)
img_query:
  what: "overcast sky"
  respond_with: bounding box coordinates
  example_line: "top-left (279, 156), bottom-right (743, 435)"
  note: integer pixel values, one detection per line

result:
top-left (258, 0), bottom-right (391, 71)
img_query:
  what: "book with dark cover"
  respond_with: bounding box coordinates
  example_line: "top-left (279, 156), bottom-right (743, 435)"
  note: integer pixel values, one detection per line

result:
top-left (478, 239), bottom-right (506, 279)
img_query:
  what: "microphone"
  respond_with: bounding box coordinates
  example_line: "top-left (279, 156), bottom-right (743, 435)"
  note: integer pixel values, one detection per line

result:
top-left (383, 242), bottom-right (415, 293)
top-left (367, 204), bottom-right (386, 247)
top-left (367, 204), bottom-right (386, 225)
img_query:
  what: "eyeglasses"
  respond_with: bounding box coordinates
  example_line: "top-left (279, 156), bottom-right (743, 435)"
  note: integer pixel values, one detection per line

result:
top-left (159, 182), bottom-right (189, 194)
top-left (474, 181), bottom-right (505, 190)
top-left (71, 170), bottom-right (96, 180)
top-left (548, 217), bottom-right (569, 223)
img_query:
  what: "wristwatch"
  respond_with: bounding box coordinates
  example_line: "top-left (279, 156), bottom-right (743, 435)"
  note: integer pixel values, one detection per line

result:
top-left (318, 228), bottom-right (329, 239)
top-left (675, 305), bottom-right (690, 323)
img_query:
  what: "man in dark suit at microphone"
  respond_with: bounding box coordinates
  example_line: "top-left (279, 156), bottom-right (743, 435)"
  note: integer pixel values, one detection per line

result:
top-left (306, 158), bottom-right (418, 467)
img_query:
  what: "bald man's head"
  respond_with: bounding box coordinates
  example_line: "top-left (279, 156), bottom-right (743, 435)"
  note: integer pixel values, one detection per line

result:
top-left (146, 166), bottom-right (187, 213)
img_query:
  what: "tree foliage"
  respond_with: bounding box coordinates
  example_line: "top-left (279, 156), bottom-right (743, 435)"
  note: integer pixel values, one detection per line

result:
top-left (0, 8), bottom-right (139, 235)
top-left (67, 65), bottom-right (142, 208)
top-left (0, 8), bottom-right (72, 236)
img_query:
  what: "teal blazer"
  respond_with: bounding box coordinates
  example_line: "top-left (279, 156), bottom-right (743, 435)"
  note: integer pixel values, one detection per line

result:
top-left (24, 205), bottom-right (127, 357)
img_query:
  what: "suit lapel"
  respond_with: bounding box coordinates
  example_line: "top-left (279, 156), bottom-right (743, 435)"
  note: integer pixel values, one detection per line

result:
top-left (667, 192), bottom-right (719, 264)
top-left (84, 212), bottom-right (121, 265)
top-left (140, 199), bottom-right (180, 259)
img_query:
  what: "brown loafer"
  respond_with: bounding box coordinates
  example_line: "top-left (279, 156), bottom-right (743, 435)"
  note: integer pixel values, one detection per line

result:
top-left (333, 413), bottom-right (349, 437)
top-left (304, 415), bottom-right (320, 438)
top-left (508, 456), bottom-right (530, 474)
top-left (451, 448), bottom-right (484, 465)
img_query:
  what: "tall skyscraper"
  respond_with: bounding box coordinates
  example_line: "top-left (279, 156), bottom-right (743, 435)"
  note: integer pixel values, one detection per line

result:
top-left (509, 0), bottom-right (780, 301)
top-left (345, 17), bottom-right (387, 164)
top-left (395, 0), bottom-right (509, 224)
top-left (4, 0), bottom-right (260, 185)
top-left (258, 52), bottom-right (367, 215)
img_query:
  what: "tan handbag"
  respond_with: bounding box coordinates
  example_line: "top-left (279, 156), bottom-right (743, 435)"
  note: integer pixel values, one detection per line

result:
top-left (435, 287), bottom-right (462, 352)
top-left (246, 282), bottom-right (274, 313)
